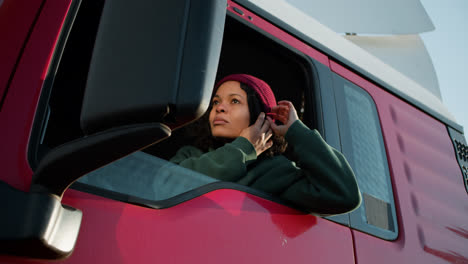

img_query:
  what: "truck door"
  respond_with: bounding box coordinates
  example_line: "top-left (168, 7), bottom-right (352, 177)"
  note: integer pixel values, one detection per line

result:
top-left (1, 0), bottom-right (357, 263)
top-left (331, 61), bottom-right (468, 263)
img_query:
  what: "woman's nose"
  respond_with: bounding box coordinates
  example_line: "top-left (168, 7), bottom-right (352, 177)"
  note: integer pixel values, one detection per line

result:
top-left (215, 102), bottom-right (227, 112)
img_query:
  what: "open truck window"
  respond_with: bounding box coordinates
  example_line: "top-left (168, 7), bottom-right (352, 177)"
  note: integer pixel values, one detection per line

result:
top-left (29, 3), bottom-right (324, 210)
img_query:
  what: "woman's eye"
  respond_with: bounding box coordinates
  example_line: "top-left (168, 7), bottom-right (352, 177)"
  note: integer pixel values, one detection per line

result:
top-left (232, 99), bottom-right (240, 104)
top-left (212, 100), bottom-right (219, 105)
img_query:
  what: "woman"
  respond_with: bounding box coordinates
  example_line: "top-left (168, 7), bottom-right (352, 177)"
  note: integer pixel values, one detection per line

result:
top-left (170, 74), bottom-right (361, 215)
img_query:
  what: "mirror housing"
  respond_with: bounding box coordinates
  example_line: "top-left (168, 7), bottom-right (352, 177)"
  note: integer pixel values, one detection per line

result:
top-left (81, 0), bottom-right (226, 134)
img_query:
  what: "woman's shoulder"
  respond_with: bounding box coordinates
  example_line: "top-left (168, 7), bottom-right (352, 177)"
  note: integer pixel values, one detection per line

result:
top-left (170, 145), bottom-right (204, 163)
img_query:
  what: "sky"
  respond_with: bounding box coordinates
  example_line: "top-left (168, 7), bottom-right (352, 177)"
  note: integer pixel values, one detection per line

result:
top-left (420, 0), bottom-right (468, 133)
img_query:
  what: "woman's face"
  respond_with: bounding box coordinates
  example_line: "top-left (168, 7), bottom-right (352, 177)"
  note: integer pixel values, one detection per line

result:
top-left (209, 81), bottom-right (250, 138)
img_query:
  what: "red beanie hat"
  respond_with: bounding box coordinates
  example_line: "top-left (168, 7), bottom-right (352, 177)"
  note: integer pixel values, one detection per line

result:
top-left (215, 74), bottom-right (277, 113)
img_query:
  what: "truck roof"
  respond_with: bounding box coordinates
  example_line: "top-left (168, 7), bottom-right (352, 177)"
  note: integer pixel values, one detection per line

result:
top-left (238, 0), bottom-right (463, 133)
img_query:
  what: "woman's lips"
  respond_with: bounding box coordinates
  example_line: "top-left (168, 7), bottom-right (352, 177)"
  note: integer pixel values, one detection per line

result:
top-left (213, 118), bottom-right (228, 125)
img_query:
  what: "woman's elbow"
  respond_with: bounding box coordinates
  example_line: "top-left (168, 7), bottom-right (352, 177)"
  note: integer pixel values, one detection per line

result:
top-left (335, 162), bottom-right (362, 213)
top-left (319, 182), bottom-right (361, 215)
top-left (341, 187), bottom-right (362, 213)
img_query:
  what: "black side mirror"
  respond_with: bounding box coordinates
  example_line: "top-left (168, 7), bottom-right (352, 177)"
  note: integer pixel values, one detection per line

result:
top-left (81, 0), bottom-right (226, 134)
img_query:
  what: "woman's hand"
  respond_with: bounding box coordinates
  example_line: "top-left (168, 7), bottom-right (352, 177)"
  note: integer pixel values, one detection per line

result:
top-left (240, 112), bottom-right (273, 156)
top-left (268, 100), bottom-right (299, 137)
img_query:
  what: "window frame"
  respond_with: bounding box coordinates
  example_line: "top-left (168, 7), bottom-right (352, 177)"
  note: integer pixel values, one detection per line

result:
top-left (28, 0), bottom-right (84, 169)
top-left (28, 6), bottom-right (338, 215)
top-left (332, 73), bottom-right (399, 240)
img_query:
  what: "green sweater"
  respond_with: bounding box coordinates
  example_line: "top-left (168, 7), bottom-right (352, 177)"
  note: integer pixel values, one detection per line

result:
top-left (170, 120), bottom-right (361, 215)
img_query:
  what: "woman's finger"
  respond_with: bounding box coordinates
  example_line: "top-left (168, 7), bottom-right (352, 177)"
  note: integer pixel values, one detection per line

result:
top-left (278, 101), bottom-right (299, 123)
top-left (278, 114), bottom-right (289, 124)
top-left (267, 116), bottom-right (288, 137)
top-left (272, 104), bottom-right (288, 110)
top-left (271, 105), bottom-right (289, 114)
top-left (265, 129), bottom-right (273, 141)
top-left (272, 105), bottom-right (290, 123)
top-left (260, 116), bottom-right (271, 133)
top-left (273, 111), bottom-right (288, 124)
top-left (254, 112), bottom-right (265, 128)
top-left (267, 117), bottom-right (280, 133)
top-left (277, 100), bottom-right (293, 107)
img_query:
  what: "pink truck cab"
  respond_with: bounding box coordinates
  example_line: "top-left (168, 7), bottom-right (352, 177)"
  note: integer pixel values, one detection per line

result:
top-left (1, 0), bottom-right (467, 263)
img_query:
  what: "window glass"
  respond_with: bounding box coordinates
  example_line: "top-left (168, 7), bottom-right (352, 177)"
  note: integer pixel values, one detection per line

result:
top-left (77, 151), bottom-right (218, 201)
top-left (343, 84), bottom-right (390, 203)
top-left (333, 74), bottom-right (398, 240)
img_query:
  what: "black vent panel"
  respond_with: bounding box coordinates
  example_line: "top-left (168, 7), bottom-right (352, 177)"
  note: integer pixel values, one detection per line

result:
top-left (448, 128), bottom-right (468, 194)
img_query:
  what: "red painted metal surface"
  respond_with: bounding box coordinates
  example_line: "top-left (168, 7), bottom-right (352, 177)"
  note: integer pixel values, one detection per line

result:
top-left (58, 189), bottom-right (354, 264)
top-left (331, 61), bottom-right (468, 263)
top-left (0, 0), bottom-right (71, 191)
top-left (0, 190), bottom-right (356, 264)
top-left (0, 0), bottom-right (44, 108)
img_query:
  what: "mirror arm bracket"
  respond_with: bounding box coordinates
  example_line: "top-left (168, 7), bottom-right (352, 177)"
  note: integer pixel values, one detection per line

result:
top-left (31, 122), bottom-right (171, 198)
top-left (0, 123), bottom-right (170, 259)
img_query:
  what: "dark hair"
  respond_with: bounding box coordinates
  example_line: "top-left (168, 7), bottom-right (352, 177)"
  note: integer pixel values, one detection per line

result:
top-left (188, 82), bottom-right (287, 157)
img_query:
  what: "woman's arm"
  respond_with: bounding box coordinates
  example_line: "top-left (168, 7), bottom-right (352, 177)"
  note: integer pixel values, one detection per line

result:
top-left (171, 111), bottom-right (276, 181)
top-left (267, 101), bottom-right (361, 215)
top-left (280, 120), bottom-right (361, 215)
top-left (170, 136), bottom-right (257, 182)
